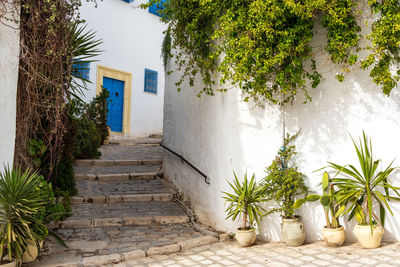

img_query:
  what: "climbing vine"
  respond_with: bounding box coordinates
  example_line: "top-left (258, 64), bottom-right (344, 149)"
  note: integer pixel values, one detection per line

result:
top-left (148, 0), bottom-right (400, 104)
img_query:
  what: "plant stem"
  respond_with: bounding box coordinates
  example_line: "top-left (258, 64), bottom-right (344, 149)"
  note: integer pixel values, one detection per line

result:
top-left (243, 210), bottom-right (248, 229)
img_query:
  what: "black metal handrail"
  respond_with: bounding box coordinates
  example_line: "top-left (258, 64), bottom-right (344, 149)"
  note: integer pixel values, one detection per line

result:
top-left (160, 141), bottom-right (210, 185)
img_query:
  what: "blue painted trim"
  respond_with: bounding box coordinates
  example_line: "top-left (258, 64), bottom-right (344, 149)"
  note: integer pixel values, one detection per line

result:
top-left (144, 68), bottom-right (158, 94)
top-left (148, 0), bottom-right (167, 17)
top-left (72, 60), bottom-right (90, 80)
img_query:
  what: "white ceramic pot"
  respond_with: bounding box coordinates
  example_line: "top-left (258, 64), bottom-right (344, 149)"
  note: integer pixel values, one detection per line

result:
top-left (281, 216), bottom-right (306, 246)
top-left (322, 226), bottom-right (345, 247)
top-left (22, 239), bottom-right (39, 263)
top-left (235, 228), bottom-right (256, 247)
top-left (353, 224), bottom-right (384, 249)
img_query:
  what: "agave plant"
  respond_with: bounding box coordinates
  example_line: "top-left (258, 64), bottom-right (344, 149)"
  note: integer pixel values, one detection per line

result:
top-left (294, 172), bottom-right (342, 229)
top-left (222, 172), bottom-right (267, 230)
top-left (0, 166), bottom-right (46, 263)
top-left (326, 132), bottom-right (400, 228)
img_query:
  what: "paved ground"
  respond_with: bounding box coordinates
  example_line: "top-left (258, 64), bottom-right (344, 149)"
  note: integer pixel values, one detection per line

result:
top-left (99, 146), bottom-right (163, 160)
top-left (74, 165), bottom-right (161, 175)
top-left (76, 180), bottom-right (170, 197)
top-left (52, 223), bottom-right (205, 256)
top-left (120, 239), bottom-right (400, 267)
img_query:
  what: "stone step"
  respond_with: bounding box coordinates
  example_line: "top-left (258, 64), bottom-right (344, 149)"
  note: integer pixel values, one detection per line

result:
top-left (99, 145), bottom-right (163, 161)
top-left (73, 179), bottom-right (174, 204)
top-left (53, 223), bottom-right (209, 257)
top-left (74, 172), bottom-right (159, 182)
top-left (75, 159), bottom-right (162, 167)
top-left (58, 202), bottom-right (189, 229)
top-left (71, 193), bottom-right (173, 204)
top-left (74, 164), bottom-right (161, 175)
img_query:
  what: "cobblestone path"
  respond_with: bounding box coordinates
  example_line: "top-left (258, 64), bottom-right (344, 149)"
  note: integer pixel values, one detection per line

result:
top-left (30, 142), bottom-right (220, 267)
top-left (118, 239), bottom-right (400, 267)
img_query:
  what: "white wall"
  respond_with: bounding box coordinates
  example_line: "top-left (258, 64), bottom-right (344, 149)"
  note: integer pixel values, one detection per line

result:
top-left (163, 5), bottom-right (400, 243)
top-left (0, 4), bottom-right (20, 172)
top-left (79, 0), bottom-right (167, 137)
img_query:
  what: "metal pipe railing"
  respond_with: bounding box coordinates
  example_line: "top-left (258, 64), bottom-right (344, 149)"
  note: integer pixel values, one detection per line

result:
top-left (160, 141), bottom-right (210, 185)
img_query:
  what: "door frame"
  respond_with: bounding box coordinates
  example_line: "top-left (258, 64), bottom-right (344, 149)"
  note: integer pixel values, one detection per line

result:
top-left (96, 65), bottom-right (132, 135)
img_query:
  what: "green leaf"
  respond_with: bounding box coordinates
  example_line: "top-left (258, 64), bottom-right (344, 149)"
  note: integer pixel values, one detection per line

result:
top-left (306, 194), bottom-right (321, 202)
top-left (293, 199), bottom-right (306, 209)
top-left (320, 195), bottom-right (331, 206)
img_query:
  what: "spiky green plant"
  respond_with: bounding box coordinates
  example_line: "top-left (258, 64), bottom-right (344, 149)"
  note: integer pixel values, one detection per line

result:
top-left (222, 172), bottom-right (267, 230)
top-left (70, 23), bottom-right (103, 100)
top-left (0, 166), bottom-right (46, 263)
top-left (326, 132), bottom-right (400, 230)
top-left (294, 172), bottom-right (342, 229)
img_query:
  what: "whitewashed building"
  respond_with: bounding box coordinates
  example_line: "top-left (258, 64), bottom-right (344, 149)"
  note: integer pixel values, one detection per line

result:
top-left (0, 3), bottom-right (19, 172)
top-left (79, 0), bottom-right (167, 138)
top-left (162, 9), bottom-right (400, 243)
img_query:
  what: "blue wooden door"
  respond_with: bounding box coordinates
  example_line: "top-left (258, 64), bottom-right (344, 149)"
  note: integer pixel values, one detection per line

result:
top-left (103, 77), bottom-right (125, 132)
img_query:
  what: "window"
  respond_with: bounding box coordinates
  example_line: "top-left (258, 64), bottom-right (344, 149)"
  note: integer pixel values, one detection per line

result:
top-left (72, 60), bottom-right (90, 80)
top-left (122, 0), bottom-right (134, 3)
top-left (144, 68), bottom-right (158, 94)
top-left (149, 0), bottom-right (167, 17)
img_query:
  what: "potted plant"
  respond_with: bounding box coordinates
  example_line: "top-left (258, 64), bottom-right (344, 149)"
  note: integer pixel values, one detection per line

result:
top-left (222, 172), bottom-right (267, 247)
top-left (262, 131), bottom-right (309, 246)
top-left (0, 166), bottom-right (46, 266)
top-left (294, 172), bottom-right (346, 247)
top-left (326, 132), bottom-right (400, 248)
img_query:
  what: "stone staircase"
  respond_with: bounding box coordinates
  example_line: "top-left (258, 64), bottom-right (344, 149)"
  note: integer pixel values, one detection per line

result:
top-left (32, 143), bottom-right (220, 267)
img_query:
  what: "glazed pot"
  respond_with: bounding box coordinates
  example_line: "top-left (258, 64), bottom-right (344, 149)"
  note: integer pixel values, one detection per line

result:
top-left (235, 228), bottom-right (256, 247)
top-left (322, 226), bottom-right (345, 247)
top-left (281, 216), bottom-right (306, 246)
top-left (22, 239), bottom-right (39, 263)
top-left (353, 224), bottom-right (384, 249)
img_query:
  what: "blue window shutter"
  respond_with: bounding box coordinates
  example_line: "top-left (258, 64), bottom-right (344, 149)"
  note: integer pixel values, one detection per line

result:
top-left (149, 0), bottom-right (167, 17)
top-left (72, 60), bottom-right (90, 80)
top-left (144, 68), bottom-right (158, 94)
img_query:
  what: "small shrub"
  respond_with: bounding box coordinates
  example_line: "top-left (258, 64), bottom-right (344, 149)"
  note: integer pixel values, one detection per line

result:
top-left (87, 87), bottom-right (110, 145)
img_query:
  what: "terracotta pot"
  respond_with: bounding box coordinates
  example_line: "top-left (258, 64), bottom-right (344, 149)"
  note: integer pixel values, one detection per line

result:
top-left (0, 258), bottom-right (17, 267)
top-left (353, 224), bottom-right (384, 249)
top-left (22, 239), bottom-right (39, 263)
top-left (322, 226), bottom-right (345, 247)
top-left (235, 228), bottom-right (256, 247)
top-left (281, 216), bottom-right (306, 246)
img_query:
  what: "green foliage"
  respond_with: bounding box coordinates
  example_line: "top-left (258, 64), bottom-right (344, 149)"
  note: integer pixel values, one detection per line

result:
top-left (222, 172), bottom-right (267, 230)
top-left (32, 176), bottom-right (69, 242)
top-left (87, 87), bottom-right (110, 145)
top-left (71, 87), bottom-right (109, 160)
top-left (0, 166), bottom-right (46, 263)
top-left (262, 131), bottom-right (308, 218)
top-left (146, 0), bottom-right (400, 104)
top-left (294, 172), bottom-right (342, 229)
top-left (161, 26), bottom-right (172, 70)
top-left (70, 23), bottom-right (103, 100)
top-left (361, 0), bottom-right (400, 96)
top-left (325, 132), bottom-right (400, 229)
top-left (73, 107), bottom-right (102, 159)
top-left (28, 139), bottom-right (47, 168)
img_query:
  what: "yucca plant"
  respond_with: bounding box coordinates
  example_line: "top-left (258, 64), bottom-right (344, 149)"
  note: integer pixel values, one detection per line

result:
top-left (0, 166), bottom-right (46, 264)
top-left (294, 172), bottom-right (342, 229)
top-left (222, 172), bottom-right (267, 229)
top-left (326, 132), bottom-right (400, 229)
top-left (70, 23), bottom-right (103, 100)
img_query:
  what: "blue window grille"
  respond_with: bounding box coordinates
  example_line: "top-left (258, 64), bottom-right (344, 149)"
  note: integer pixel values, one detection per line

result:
top-left (72, 60), bottom-right (90, 80)
top-left (149, 0), bottom-right (167, 17)
top-left (144, 68), bottom-right (158, 94)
